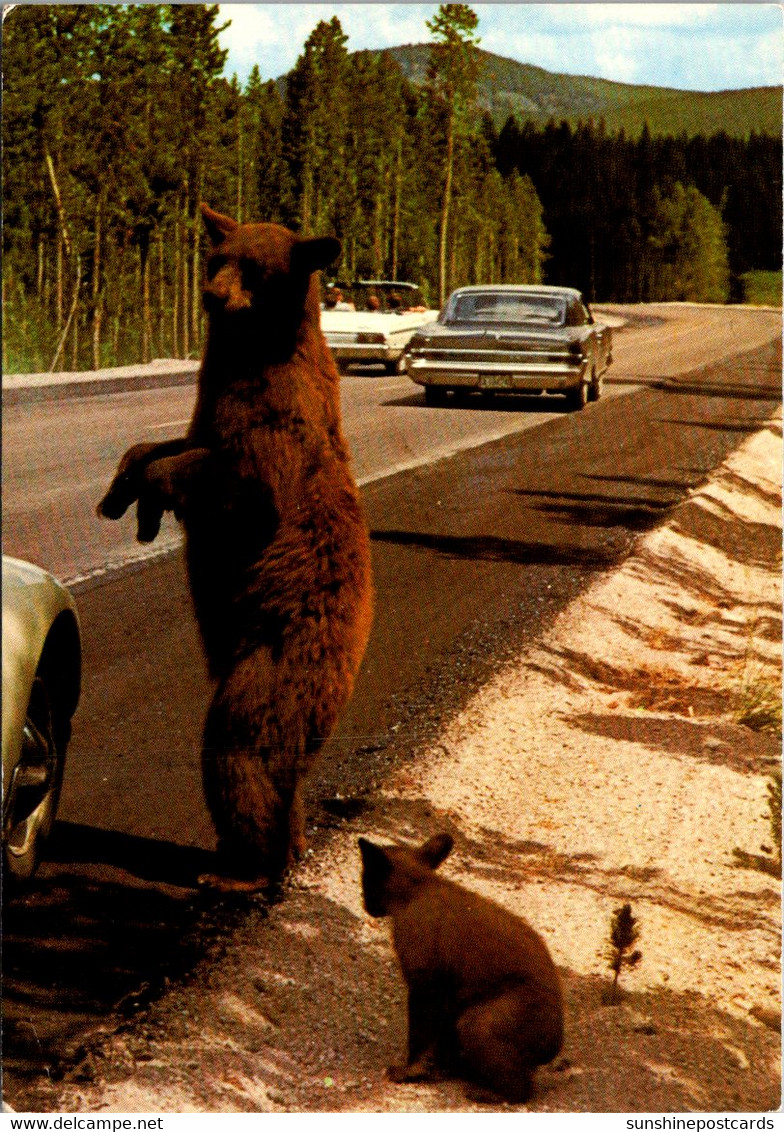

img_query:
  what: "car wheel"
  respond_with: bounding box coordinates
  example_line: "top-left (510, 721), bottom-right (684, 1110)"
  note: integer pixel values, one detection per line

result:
top-left (587, 368), bottom-right (603, 403)
top-left (3, 674), bottom-right (66, 885)
top-left (424, 386), bottom-right (449, 406)
top-left (565, 377), bottom-right (588, 411)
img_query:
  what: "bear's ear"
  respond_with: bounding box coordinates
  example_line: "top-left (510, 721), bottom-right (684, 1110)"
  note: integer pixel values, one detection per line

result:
top-left (418, 833), bottom-right (453, 870)
top-left (292, 235), bottom-right (342, 276)
top-left (358, 837), bottom-right (391, 873)
top-left (357, 837), bottom-right (391, 878)
top-left (201, 203), bottom-right (239, 246)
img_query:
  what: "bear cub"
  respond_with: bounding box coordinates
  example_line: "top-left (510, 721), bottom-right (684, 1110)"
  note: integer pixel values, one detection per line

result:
top-left (98, 205), bottom-right (373, 891)
top-left (358, 833), bottom-right (563, 1104)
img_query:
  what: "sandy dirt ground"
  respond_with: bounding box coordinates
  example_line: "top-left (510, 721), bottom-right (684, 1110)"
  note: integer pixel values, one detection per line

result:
top-left (42, 412), bottom-right (782, 1115)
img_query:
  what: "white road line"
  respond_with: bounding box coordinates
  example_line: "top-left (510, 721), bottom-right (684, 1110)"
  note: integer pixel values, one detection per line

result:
top-left (65, 534), bottom-right (183, 587)
top-left (150, 419), bottom-right (191, 429)
top-left (66, 384), bottom-right (639, 586)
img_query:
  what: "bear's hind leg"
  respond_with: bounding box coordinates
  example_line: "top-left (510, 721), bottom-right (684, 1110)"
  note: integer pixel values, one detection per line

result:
top-left (287, 777), bottom-right (307, 864)
top-left (456, 992), bottom-right (536, 1105)
top-left (199, 652), bottom-right (297, 890)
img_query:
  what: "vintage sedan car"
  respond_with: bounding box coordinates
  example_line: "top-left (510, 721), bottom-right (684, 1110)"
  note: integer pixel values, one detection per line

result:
top-left (2, 556), bottom-right (81, 886)
top-left (405, 284), bottom-right (612, 409)
top-left (321, 280), bottom-right (439, 373)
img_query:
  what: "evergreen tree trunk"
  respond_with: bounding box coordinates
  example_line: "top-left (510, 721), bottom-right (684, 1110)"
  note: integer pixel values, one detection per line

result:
top-left (91, 194), bottom-right (102, 370)
top-left (372, 194), bottom-right (383, 278)
top-left (173, 214), bottom-right (181, 356)
top-left (141, 238), bottom-right (151, 363)
top-left (157, 230), bottom-right (165, 357)
top-left (438, 111), bottom-right (455, 305)
top-left (237, 120), bottom-right (243, 223)
top-left (56, 233), bottom-right (64, 330)
top-left (70, 294), bottom-right (79, 370)
top-left (37, 235), bottom-right (45, 299)
top-left (191, 171), bottom-right (203, 352)
top-left (51, 254), bottom-right (80, 372)
top-left (391, 139), bottom-right (402, 280)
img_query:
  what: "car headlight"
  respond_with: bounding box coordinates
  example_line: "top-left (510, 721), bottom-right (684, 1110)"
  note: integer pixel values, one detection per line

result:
top-left (357, 332), bottom-right (386, 345)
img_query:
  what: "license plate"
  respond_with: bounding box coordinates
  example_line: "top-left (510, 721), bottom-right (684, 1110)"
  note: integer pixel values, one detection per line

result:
top-left (479, 373), bottom-right (511, 390)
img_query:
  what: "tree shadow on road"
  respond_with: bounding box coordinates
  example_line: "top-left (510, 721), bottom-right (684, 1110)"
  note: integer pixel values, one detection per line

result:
top-left (370, 529), bottom-right (618, 569)
top-left (508, 487), bottom-right (673, 531)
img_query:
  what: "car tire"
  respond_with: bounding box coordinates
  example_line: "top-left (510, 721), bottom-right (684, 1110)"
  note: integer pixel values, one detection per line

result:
top-left (424, 386), bottom-right (449, 407)
top-left (588, 367), bottom-right (603, 403)
top-left (3, 673), bottom-right (67, 887)
top-left (565, 377), bottom-right (588, 411)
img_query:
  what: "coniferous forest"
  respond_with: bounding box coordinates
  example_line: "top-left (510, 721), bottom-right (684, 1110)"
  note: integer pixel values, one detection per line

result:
top-left (3, 4), bottom-right (781, 373)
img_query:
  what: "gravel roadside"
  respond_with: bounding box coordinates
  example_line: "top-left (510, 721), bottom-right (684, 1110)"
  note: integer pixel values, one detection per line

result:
top-left (26, 412), bottom-right (783, 1115)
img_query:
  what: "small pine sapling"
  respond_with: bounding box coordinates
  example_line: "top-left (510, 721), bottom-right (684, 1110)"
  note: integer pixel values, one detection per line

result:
top-left (606, 902), bottom-right (642, 1004)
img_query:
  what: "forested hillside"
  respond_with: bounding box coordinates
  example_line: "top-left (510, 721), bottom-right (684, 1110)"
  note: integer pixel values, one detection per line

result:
top-left (3, 4), bottom-right (781, 374)
top-left (386, 43), bottom-right (783, 136)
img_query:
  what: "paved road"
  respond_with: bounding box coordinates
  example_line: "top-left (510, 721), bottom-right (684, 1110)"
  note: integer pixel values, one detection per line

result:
top-left (2, 305), bottom-right (781, 1104)
top-left (3, 304), bottom-right (779, 584)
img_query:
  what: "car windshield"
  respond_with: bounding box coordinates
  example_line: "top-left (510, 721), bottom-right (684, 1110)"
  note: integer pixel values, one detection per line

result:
top-left (323, 282), bottom-right (425, 313)
top-left (446, 292), bottom-right (567, 326)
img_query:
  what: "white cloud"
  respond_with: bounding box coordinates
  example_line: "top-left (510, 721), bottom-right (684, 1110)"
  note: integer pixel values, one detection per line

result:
top-left (218, 3), bottom-right (784, 92)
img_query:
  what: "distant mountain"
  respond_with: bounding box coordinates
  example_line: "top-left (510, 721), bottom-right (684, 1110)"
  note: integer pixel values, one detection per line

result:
top-left (379, 43), bottom-right (782, 137)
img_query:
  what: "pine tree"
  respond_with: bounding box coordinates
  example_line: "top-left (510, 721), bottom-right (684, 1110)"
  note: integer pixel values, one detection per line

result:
top-left (425, 4), bottom-right (481, 304)
top-left (281, 18), bottom-right (351, 237)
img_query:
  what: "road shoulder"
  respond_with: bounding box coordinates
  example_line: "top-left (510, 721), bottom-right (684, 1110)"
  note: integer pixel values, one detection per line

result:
top-left (41, 413), bottom-right (781, 1114)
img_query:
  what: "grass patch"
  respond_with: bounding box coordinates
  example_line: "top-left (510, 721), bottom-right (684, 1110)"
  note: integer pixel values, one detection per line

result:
top-left (732, 664), bottom-right (782, 736)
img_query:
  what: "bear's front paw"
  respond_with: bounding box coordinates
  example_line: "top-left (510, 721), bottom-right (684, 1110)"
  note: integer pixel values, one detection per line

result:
top-left (135, 494), bottom-right (165, 543)
top-left (386, 1061), bottom-right (435, 1084)
top-left (97, 443), bottom-right (168, 521)
top-left (97, 473), bottom-right (137, 520)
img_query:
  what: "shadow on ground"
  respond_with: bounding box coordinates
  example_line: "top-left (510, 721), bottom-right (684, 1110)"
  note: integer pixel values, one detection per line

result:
top-left (1, 823), bottom-right (237, 1093)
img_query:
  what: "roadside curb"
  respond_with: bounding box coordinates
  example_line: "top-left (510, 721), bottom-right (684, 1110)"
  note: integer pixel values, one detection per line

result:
top-left (2, 361), bottom-right (199, 406)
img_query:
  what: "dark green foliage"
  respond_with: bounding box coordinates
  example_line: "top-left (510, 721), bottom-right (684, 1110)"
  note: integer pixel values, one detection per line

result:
top-left (606, 903), bottom-right (642, 1004)
top-left (2, 6), bottom-right (780, 372)
top-left (494, 117), bottom-right (781, 301)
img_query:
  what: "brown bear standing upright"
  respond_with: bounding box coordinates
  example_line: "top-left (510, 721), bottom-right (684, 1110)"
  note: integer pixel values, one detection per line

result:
top-left (98, 205), bottom-right (373, 890)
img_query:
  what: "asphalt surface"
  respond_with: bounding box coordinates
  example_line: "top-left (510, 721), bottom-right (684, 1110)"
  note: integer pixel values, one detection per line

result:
top-left (2, 315), bottom-right (781, 1103)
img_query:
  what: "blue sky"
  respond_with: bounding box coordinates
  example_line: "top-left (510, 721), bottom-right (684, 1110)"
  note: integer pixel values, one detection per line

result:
top-left (217, 3), bottom-right (783, 92)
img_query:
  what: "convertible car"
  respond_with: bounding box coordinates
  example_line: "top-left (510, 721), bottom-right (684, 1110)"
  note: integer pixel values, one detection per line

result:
top-left (405, 284), bottom-right (612, 409)
top-left (2, 556), bottom-right (81, 886)
top-left (321, 280), bottom-right (439, 373)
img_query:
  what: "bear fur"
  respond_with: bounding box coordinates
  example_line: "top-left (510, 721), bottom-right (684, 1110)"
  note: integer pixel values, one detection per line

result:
top-left (358, 833), bottom-right (563, 1103)
top-left (98, 205), bottom-right (373, 888)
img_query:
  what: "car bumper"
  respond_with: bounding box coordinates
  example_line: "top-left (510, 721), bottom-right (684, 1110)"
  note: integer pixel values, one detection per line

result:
top-left (326, 341), bottom-right (402, 364)
top-left (406, 357), bottom-right (588, 391)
